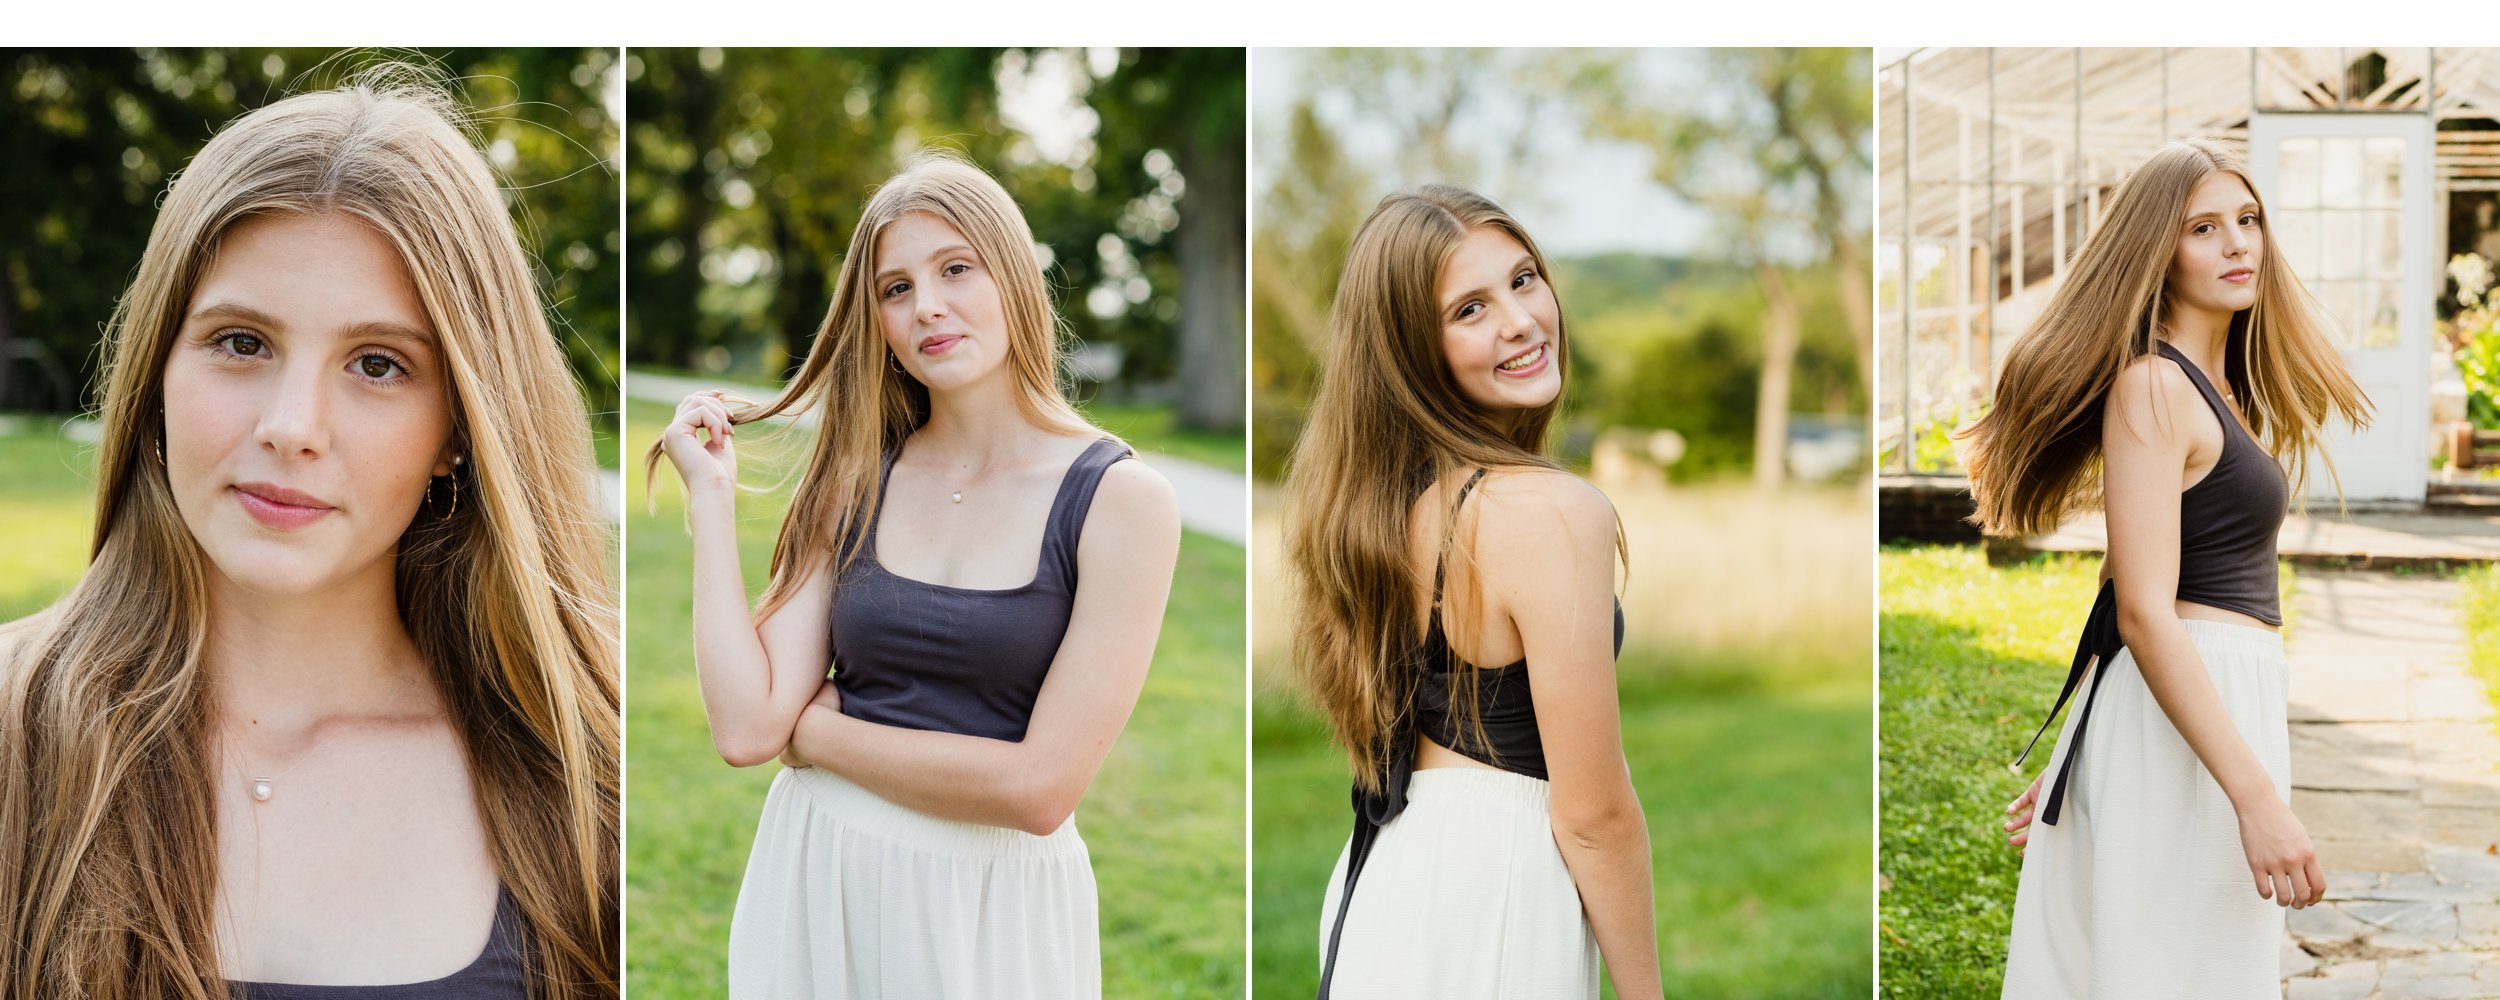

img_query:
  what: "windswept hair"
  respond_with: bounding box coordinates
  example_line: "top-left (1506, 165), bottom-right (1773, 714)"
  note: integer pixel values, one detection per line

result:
top-left (0, 67), bottom-right (620, 997)
top-left (1960, 137), bottom-right (2372, 536)
top-left (1284, 185), bottom-right (1619, 793)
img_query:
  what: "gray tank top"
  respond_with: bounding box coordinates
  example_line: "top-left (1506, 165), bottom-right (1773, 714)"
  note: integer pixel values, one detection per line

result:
top-left (830, 436), bottom-right (1132, 742)
top-left (2156, 340), bottom-right (2286, 626)
top-left (227, 888), bottom-right (526, 999)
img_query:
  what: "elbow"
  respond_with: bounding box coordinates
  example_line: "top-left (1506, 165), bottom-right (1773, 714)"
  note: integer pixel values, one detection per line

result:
top-left (2114, 605), bottom-right (2173, 649)
top-left (1002, 774), bottom-right (1087, 837)
top-left (1550, 793), bottom-right (1645, 852)
top-left (713, 730), bottom-right (785, 769)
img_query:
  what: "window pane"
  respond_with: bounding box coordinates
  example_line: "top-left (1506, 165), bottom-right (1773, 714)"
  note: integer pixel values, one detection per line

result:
top-left (2322, 137), bottom-right (2364, 209)
top-left (2321, 209), bottom-right (2363, 280)
top-left (2363, 278), bottom-right (2399, 349)
top-left (2278, 137), bottom-right (2321, 208)
top-left (2367, 210), bottom-right (2402, 279)
top-left (2274, 210), bottom-right (2318, 278)
top-left (2364, 136), bottom-right (2404, 208)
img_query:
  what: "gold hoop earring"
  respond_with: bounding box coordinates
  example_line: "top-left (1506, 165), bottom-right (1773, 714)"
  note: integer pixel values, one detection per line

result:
top-left (153, 438), bottom-right (165, 467)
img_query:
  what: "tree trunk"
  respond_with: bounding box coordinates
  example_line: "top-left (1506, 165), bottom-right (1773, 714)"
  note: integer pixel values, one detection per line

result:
top-left (1830, 233), bottom-right (1873, 396)
top-left (1753, 262), bottom-right (1801, 488)
top-left (1173, 122), bottom-right (1245, 434)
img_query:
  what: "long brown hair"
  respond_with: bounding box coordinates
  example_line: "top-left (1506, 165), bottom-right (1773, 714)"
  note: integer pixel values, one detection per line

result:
top-left (1285, 185), bottom-right (1612, 793)
top-left (0, 70), bottom-right (619, 997)
top-left (1961, 137), bottom-right (2372, 536)
top-left (641, 149), bottom-right (1097, 621)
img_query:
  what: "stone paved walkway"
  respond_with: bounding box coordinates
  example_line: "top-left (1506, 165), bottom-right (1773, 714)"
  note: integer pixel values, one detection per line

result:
top-left (2279, 572), bottom-right (2500, 999)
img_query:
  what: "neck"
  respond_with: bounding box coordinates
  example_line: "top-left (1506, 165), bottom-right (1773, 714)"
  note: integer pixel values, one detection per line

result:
top-left (913, 368), bottom-right (1056, 466)
top-left (202, 554), bottom-right (434, 735)
top-left (2160, 302), bottom-right (2235, 379)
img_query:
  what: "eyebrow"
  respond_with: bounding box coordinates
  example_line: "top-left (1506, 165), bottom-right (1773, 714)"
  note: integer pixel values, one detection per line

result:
top-left (1441, 254), bottom-right (1538, 311)
top-left (873, 244), bottom-right (979, 285)
top-left (189, 300), bottom-right (436, 349)
top-left (2184, 202), bottom-right (2261, 224)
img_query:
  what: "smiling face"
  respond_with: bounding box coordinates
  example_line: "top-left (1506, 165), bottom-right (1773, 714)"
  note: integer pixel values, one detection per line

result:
top-left (160, 211), bottom-right (456, 597)
top-left (2166, 170), bottom-right (2265, 318)
top-left (1436, 225), bottom-right (1562, 412)
top-left (873, 211), bottom-right (1011, 394)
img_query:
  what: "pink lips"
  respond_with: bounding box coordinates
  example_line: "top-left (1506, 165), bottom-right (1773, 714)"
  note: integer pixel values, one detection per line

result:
top-left (233, 482), bottom-right (334, 531)
top-left (917, 334), bottom-right (967, 356)
top-left (2222, 267), bottom-right (2255, 284)
top-left (1495, 343), bottom-right (1550, 379)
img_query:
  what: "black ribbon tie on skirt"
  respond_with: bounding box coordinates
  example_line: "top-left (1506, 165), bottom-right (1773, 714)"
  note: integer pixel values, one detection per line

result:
top-left (2015, 578), bottom-right (2124, 827)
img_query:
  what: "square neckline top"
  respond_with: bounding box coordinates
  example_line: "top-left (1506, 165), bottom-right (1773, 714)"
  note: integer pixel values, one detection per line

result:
top-left (829, 434), bottom-right (1134, 743)
top-left (226, 887), bottom-right (526, 999)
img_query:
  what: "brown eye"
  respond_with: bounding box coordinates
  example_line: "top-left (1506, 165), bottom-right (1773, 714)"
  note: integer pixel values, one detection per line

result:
top-left (224, 332), bottom-right (264, 356)
top-left (358, 354), bottom-right (404, 380)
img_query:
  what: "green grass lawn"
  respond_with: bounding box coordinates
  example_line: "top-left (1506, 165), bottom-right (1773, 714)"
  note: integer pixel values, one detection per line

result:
top-left (2454, 561), bottom-right (2500, 727)
top-left (623, 403), bottom-right (1246, 997)
top-left (1878, 545), bottom-right (2308, 996)
top-left (0, 416), bottom-right (98, 620)
top-left (1877, 545), bottom-right (2095, 998)
top-left (1252, 661), bottom-right (1873, 998)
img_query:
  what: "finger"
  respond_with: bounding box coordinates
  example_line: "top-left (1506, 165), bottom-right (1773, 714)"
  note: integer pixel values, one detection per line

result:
top-left (2289, 867), bottom-right (2313, 909)
top-left (2272, 871), bottom-right (2296, 908)
top-left (2305, 858), bottom-right (2328, 907)
top-left (2009, 830), bottom-right (2028, 847)
top-left (2254, 869), bottom-right (2273, 900)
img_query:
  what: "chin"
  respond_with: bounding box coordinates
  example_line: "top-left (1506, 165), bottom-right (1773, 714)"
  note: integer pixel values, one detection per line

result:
top-left (196, 531), bottom-right (390, 599)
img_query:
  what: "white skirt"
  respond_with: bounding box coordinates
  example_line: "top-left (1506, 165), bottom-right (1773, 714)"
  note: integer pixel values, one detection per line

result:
top-left (2001, 619), bottom-right (2291, 999)
top-left (727, 765), bottom-right (1100, 999)
top-left (1318, 767), bottom-right (1599, 999)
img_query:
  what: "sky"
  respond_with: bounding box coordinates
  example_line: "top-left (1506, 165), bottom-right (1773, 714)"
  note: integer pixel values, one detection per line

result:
top-left (1251, 48), bottom-right (1716, 259)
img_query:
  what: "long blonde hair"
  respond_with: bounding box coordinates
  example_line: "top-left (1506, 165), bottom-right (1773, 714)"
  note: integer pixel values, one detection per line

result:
top-left (0, 70), bottom-right (620, 997)
top-left (1961, 137), bottom-right (2373, 536)
top-left (641, 149), bottom-right (1096, 620)
top-left (1285, 185), bottom-right (1614, 793)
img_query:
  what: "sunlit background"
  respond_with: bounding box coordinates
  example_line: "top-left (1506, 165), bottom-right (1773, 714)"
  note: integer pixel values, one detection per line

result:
top-left (1249, 48), bottom-right (1875, 999)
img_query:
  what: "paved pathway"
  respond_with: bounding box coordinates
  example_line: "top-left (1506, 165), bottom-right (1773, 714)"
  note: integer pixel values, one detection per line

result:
top-left (624, 371), bottom-right (1247, 545)
top-left (2278, 572), bottom-right (2500, 999)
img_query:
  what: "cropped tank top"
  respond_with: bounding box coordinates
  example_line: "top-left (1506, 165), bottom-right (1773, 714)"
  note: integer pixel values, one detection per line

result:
top-left (829, 436), bottom-right (1133, 742)
top-left (228, 888), bottom-right (527, 999)
top-left (2013, 342), bottom-right (2288, 831)
top-left (2156, 340), bottom-right (2286, 626)
top-left (1318, 468), bottom-right (1626, 999)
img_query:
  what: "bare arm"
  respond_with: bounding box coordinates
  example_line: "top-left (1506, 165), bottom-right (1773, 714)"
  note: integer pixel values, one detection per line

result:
top-left (1482, 473), bottom-right (1661, 1000)
top-left (656, 392), bottom-right (838, 767)
top-left (2100, 358), bottom-right (2322, 907)
top-left (784, 460), bottom-right (1181, 835)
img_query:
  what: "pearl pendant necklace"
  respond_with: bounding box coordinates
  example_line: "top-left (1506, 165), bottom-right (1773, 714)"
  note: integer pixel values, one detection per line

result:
top-left (950, 491), bottom-right (964, 504)
top-left (251, 777), bottom-right (275, 802)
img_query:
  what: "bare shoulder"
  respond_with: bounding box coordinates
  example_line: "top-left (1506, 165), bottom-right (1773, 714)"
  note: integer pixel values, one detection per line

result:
top-left (1465, 468), bottom-right (1618, 579)
top-left (1078, 454), bottom-right (1179, 549)
top-left (1094, 454), bottom-right (1177, 518)
top-left (2104, 353), bottom-right (2205, 445)
top-left (1472, 467), bottom-right (1617, 534)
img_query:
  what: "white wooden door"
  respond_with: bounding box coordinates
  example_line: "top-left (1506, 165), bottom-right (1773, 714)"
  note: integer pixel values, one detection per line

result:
top-left (2248, 113), bottom-right (2433, 504)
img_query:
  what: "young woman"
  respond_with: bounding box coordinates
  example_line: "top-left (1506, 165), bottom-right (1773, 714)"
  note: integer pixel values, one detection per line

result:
top-left (1968, 138), bottom-right (2371, 998)
top-left (649, 151), bottom-right (1181, 999)
top-left (1285, 186), bottom-right (1661, 1000)
top-left (0, 74), bottom-right (620, 998)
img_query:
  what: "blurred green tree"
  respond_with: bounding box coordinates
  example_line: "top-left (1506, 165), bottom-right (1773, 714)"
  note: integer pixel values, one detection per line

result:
top-left (623, 48), bottom-right (1243, 433)
top-left (0, 48), bottom-right (621, 416)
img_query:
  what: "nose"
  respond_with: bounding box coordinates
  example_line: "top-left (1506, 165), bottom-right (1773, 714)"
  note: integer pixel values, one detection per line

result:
top-left (911, 279), bottom-right (948, 325)
top-left (2223, 225), bottom-right (2252, 258)
top-left (1495, 291), bottom-right (1538, 341)
top-left (255, 357), bottom-right (330, 459)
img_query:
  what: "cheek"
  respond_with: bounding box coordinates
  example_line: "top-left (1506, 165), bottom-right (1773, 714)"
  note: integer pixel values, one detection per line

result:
top-left (159, 362), bottom-right (256, 477)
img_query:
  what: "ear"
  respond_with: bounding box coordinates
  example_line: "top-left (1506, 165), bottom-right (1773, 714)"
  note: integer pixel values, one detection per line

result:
top-left (432, 439), bottom-right (464, 479)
